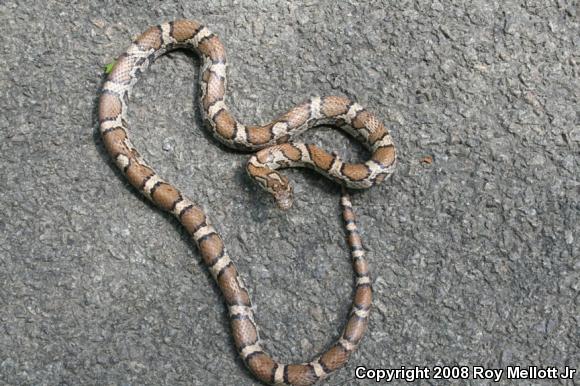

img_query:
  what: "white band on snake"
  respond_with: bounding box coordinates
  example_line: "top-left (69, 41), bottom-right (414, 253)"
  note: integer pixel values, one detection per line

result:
top-left (99, 20), bottom-right (396, 386)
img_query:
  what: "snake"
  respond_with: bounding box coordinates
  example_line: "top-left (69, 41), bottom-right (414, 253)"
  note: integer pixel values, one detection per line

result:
top-left (99, 20), bottom-right (396, 386)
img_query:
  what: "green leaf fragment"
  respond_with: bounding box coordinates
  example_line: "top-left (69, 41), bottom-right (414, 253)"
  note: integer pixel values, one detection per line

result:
top-left (104, 61), bottom-right (116, 74)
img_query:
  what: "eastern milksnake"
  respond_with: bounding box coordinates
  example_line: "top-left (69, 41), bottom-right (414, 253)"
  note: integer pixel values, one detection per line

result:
top-left (99, 20), bottom-right (396, 386)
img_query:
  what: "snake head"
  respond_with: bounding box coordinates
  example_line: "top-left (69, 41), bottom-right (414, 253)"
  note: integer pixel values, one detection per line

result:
top-left (270, 177), bottom-right (293, 210)
top-left (274, 188), bottom-right (293, 210)
top-left (247, 160), bottom-right (294, 210)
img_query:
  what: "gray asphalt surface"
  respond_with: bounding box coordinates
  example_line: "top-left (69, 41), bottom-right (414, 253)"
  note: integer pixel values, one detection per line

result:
top-left (1, 0), bottom-right (578, 385)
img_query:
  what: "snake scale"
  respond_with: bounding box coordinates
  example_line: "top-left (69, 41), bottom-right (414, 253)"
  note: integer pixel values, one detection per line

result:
top-left (99, 20), bottom-right (396, 386)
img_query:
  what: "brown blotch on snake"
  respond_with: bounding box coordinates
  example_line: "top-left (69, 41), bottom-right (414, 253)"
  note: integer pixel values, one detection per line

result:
top-left (98, 92), bottom-right (122, 121)
top-left (151, 183), bottom-right (181, 211)
top-left (305, 144), bottom-right (334, 170)
top-left (372, 145), bottom-right (396, 166)
top-left (170, 19), bottom-right (202, 41)
top-left (281, 103), bottom-right (311, 129)
top-left (341, 163), bottom-right (371, 181)
top-left (99, 20), bottom-right (397, 385)
top-left (321, 96), bottom-right (351, 116)
top-left (135, 26), bottom-right (163, 50)
top-left (213, 109), bottom-right (237, 139)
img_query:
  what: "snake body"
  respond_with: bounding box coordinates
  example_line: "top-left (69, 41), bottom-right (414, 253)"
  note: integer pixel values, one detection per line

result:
top-left (99, 20), bottom-right (396, 386)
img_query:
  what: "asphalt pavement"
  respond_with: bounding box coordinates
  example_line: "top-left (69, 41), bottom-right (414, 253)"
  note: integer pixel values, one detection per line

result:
top-left (0, 0), bottom-right (578, 384)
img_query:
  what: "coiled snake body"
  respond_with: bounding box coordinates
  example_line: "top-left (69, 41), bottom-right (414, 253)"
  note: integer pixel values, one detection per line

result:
top-left (99, 20), bottom-right (396, 386)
